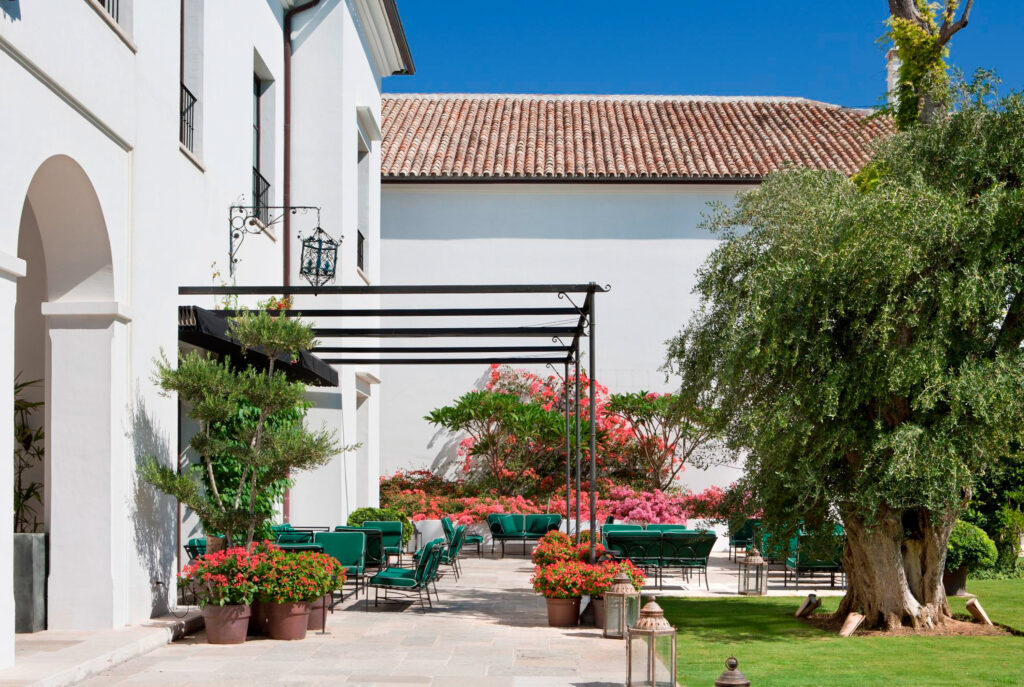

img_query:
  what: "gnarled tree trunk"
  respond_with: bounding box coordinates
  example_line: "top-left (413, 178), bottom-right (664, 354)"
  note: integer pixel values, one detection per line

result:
top-left (836, 507), bottom-right (954, 630)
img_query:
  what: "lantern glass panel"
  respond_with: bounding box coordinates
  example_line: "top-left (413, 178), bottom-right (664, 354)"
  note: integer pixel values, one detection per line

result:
top-left (624, 594), bottom-right (641, 629)
top-left (605, 595), bottom-right (623, 638)
top-left (627, 633), bottom-right (651, 686)
top-left (653, 634), bottom-right (676, 687)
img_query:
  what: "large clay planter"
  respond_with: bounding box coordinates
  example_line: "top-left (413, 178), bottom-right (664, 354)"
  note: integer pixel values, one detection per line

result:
top-left (943, 565), bottom-right (969, 597)
top-left (248, 600), bottom-right (268, 636)
top-left (202, 603), bottom-right (251, 645)
top-left (205, 536), bottom-right (227, 554)
top-left (545, 597), bottom-right (581, 627)
top-left (591, 597), bottom-right (606, 629)
top-left (307, 594), bottom-right (329, 631)
top-left (266, 601), bottom-right (310, 640)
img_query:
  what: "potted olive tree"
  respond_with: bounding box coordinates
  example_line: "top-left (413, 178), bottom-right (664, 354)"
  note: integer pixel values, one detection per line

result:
top-left (944, 520), bottom-right (998, 597)
top-left (143, 305), bottom-right (341, 548)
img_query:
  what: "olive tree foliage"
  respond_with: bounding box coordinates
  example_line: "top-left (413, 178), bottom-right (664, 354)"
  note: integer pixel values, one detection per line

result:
top-left (143, 310), bottom-right (342, 546)
top-left (886, 0), bottom-right (974, 127)
top-left (666, 81), bottom-right (1024, 630)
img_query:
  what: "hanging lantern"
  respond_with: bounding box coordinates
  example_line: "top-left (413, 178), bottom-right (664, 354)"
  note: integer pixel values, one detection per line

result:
top-left (299, 227), bottom-right (339, 288)
top-left (626, 600), bottom-right (677, 687)
top-left (738, 547), bottom-right (767, 596)
top-left (604, 571), bottom-right (641, 639)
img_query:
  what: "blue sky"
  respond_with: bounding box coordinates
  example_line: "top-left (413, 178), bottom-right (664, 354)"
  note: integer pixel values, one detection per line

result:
top-left (386, 1), bottom-right (1024, 108)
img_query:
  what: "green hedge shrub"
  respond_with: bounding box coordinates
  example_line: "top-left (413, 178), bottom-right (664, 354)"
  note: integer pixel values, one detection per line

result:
top-left (946, 520), bottom-right (998, 572)
top-left (347, 506), bottom-right (414, 547)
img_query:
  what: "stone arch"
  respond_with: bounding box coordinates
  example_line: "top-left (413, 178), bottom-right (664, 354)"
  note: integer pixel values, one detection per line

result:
top-left (14, 154), bottom-right (129, 630)
top-left (22, 154), bottom-right (115, 303)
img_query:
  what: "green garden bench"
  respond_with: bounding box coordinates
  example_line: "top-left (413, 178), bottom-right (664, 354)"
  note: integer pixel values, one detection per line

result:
top-left (784, 528), bottom-right (845, 591)
top-left (661, 531), bottom-right (717, 590)
top-left (487, 513), bottom-right (561, 557)
top-left (603, 530), bottom-right (664, 587)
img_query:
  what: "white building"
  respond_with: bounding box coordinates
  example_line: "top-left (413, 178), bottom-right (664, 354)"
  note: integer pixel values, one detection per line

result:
top-left (379, 94), bottom-right (892, 491)
top-left (1, 0), bottom-right (412, 668)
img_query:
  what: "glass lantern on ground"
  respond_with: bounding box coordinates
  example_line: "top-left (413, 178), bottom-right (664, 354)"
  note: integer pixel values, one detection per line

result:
top-left (299, 226), bottom-right (339, 287)
top-left (604, 571), bottom-right (641, 639)
top-left (738, 547), bottom-right (767, 596)
top-left (626, 600), bottom-right (677, 687)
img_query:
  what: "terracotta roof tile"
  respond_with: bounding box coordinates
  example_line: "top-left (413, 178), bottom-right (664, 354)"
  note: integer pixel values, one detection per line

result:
top-left (380, 94), bottom-right (892, 180)
top-left (382, 94), bottom-right (894, 181)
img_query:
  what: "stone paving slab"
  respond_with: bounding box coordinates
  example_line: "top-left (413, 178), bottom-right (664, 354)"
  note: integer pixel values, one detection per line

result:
top-left (9, 547), bottom-right (848, 687)
top-left (0, 612), bottom-right (202, 687)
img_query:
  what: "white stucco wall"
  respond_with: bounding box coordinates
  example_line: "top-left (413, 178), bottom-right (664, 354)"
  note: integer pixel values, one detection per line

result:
top-left (1, 0), bottom-right (398, 665)
top-left (380, 183), bottom-right (752, 495)
top-left (285, 0), bottom-right (385, 529)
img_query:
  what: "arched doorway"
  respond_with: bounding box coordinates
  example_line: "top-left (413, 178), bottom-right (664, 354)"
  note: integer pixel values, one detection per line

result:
top-left (14, 155), bottom-right (129, 630)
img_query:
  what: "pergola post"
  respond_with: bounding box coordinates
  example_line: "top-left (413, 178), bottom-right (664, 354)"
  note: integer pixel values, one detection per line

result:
top-left (588, 283), bottom-right (598, 563)
top-left (574, 352), bottom-right (581, 545)
top-left (563, 359), bottom-right (571, 536)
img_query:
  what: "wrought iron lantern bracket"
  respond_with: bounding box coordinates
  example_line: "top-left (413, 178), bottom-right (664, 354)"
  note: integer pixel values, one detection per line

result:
top-left (228, 204), bottom-right (322, 276)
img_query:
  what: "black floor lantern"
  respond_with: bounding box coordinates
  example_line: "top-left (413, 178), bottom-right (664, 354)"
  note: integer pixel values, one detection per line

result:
top-left (299, 227), bottom-right (340, 287)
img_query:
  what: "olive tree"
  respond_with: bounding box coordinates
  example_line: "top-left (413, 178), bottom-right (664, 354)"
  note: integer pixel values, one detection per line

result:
top-left (666, 83), bottom-right (1024, 630)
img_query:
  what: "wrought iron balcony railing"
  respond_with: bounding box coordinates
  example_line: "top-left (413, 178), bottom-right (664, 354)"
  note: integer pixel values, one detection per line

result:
top-left (103, 0), bottom-right (119, 22)
top-left (252, 168), bottom-right (271, 226)
top-left (179, 83), bottom-right (197, 153)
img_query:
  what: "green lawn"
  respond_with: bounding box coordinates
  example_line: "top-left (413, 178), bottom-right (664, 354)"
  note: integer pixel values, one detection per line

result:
top-left (660, 579), bottom-right (1024, 687)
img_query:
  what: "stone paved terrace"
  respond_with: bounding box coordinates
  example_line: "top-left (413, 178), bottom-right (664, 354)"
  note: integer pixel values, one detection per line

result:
top-left (62, 550), bottom-right (845, 687)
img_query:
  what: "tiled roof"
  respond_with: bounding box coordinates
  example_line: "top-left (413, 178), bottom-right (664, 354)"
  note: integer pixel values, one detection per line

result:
top-left (381, 94), bottom-right (894, 181)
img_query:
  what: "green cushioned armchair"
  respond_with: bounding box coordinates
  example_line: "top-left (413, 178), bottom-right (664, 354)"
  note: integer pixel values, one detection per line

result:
top-left (314, 531), bottom-right (366, 606)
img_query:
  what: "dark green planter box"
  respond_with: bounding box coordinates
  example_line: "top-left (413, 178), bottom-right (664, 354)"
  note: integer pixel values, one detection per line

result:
top-left (14, 532), bottom-right (47, 632)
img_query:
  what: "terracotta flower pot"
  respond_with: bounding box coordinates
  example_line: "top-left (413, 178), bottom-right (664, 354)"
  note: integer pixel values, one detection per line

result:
top-left (592, 597), bottom-right (606, 629)
top-left (943, 565), bottom-right (969, 597)
top-left (202, 603), bottom-right (251, 645)
top-left (248, 600), bottom-right (268, 636)
top-left (545, 597), bottom-right (581, 627)
top-left (307, 594), bottom-right (330, 631)
top-left (266, 601), bottom-right (310, 640)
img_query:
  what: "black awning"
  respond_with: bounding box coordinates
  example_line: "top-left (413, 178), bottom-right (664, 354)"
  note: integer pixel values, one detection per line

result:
top-left (178, 306), bottom-right (338, 387)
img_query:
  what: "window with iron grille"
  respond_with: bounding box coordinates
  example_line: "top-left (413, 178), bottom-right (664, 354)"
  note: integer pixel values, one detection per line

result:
top-left (102, 0), bottom-right (119, 22)
top-left (357, 230), bottom-right (366, 272)
top-left (252, 74), bottom-right (270, 224)
top-left (179, 0), bottom-right (203, 157)
top-left (179, 83), bottom-right (197, 152)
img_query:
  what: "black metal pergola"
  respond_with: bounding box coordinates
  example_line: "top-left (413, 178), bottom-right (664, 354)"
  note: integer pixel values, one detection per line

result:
top-left (178, 282), bottom-right (609, 560)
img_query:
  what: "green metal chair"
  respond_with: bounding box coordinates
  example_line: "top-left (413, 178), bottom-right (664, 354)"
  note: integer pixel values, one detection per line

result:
top-left (313, 531), bottom-right (366, 606)
top-left (367, 537), bottom-right (444, 612)
top-left (363, 520), bottom-right (404, 565)
top-left (335, 525), bottom-right (385, 569)
top-left (440, 525), bottom-right (466, 580)
top-left (184, 537), bottom-right (206, 561)
top-left (443, 516), bottom-right (483, 557)
top-left (728, 518), bottom-right (760, 561)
